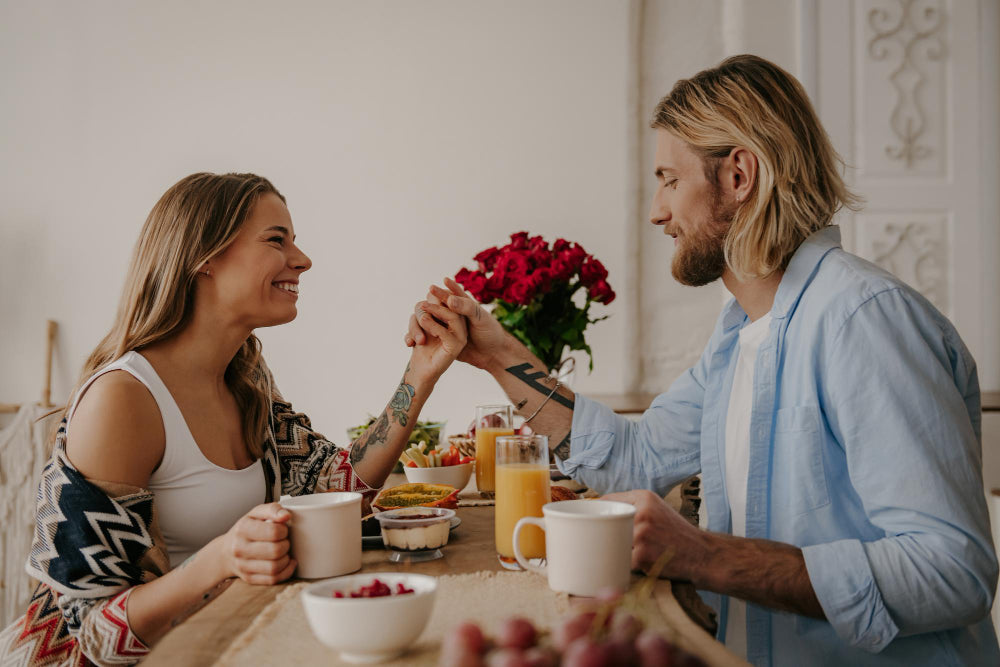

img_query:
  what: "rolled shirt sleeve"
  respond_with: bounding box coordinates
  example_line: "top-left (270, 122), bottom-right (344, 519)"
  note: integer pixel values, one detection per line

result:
top-left (806, 288), bottom-right (997, 651)
top-left (558, 330), bottom-right (715, 495)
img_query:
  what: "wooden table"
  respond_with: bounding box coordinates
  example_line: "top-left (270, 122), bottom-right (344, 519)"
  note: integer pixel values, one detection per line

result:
top-left (145, 503), bottom-right (507, 666)
top-left (145, 494), bottom-right (738, 666)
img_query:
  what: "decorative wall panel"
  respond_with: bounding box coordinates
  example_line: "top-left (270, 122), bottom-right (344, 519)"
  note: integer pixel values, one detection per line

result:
top-left (854, 212), bottom-right (950, 315)
top-left (858, 0), bottom-right (948, 178)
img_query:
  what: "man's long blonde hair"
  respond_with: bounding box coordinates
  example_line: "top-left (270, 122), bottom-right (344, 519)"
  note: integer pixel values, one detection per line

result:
top-left (67, 172), bottom-right (281, 458)
top-left (651, 54), bottom-right (861, 279)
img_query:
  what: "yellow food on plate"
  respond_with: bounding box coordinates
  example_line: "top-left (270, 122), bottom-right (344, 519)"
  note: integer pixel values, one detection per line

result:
top-left (373, 483), bottom-right (459, 511)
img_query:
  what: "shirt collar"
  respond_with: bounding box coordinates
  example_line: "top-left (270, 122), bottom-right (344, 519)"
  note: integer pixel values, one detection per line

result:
top-left (719, 225), bottom-right (841, 329)
top-left (771, 225), bottom-right (842, 319)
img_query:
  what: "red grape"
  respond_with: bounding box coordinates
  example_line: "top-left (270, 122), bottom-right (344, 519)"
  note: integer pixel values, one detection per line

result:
top-left (444, 621), bottom-right (487, 656)
top-left (609, 611), bottom-right (644, 643)
top-left (552, 611), bottom-right (597, 652)
top-left (635, 629), bottom-right (675, 667)
top-left (497, 617), bottom-right (537, 650)
top-left (562, 636), bottom-right (615, 667)
top-left (485, 648), bottom-right (530, 667)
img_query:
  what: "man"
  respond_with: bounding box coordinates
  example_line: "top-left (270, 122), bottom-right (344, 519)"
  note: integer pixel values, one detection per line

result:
top-left (408, 55), bottom-right (998, 665)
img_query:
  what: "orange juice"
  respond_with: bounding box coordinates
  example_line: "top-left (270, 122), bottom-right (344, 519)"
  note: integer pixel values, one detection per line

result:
top-left (495, 463), bottom-right (550, 560)
top-left (475, 427), bottom-right (513, 494)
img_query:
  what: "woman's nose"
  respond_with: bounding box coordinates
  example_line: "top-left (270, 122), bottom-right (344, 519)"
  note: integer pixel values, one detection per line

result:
top-left (292, 245), bottom-right (312, 272)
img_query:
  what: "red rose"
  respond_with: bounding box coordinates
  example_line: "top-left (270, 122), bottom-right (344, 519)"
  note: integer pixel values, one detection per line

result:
top-left (509, 231), bottom-right (530, 250)
top-left (549, 258), bottom-right (573, 281)
top-left (505, 277), bottom-right (537, 305)
top-left (455, 268), bottom-right (488, 301)
top-left (559, 244), bottom-right (588, 271)
top-left (529, 247), bottom-right (551, 270)
top-left (474, 246), bottom-right (501, 273)
top-left (579, 257), bottom-right (609, 287)
top-left (531, 267), bottom-right (554, 292)
top-left (552, 238), bottom-right (571, 253)
top-left (528, 235), bottom-right (548, 252)
top-left (588, 279), bottom-right (616, 304)
top-left (494, 250), bottom-right (531, 279)
top-left (485, 272), bottom-right (507, 301)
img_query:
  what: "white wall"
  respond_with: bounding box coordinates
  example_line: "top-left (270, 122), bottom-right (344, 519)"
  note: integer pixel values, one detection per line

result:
top-left (0, 1), bottom-right (632, 439)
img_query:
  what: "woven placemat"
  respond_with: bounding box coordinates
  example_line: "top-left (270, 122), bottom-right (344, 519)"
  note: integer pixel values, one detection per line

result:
top-left (215, 570), bottom-right (747, 667)
top-left (216, 571), bottom-right (568, 666)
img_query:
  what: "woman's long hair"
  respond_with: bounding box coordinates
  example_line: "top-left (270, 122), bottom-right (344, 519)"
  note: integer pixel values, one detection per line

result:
top-left (65, 172), bottom-right (282, 459)
top-left (651, 54), bottom-right (862, 280)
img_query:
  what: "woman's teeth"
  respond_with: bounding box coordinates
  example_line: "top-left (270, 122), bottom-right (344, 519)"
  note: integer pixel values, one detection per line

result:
top-left (274, 282), bottom-right (299, 294)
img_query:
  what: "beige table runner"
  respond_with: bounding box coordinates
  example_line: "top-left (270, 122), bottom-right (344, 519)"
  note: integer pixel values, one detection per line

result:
top-left (216, 571), bottom-right (747, 666)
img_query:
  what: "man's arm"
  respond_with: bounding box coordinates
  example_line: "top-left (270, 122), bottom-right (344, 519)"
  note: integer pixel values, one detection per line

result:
top-left (605, 489), bottom-right (824, 618)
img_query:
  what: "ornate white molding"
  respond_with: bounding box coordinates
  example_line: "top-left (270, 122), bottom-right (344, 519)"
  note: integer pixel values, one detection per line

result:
top-left (857, 215), bottom-right (949, 314)
top-left (866, 0), bottom-right (946, 168)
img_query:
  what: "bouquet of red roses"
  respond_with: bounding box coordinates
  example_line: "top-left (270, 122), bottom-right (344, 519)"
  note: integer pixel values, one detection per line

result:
top-left (454, 232), bottom-right (615, 373)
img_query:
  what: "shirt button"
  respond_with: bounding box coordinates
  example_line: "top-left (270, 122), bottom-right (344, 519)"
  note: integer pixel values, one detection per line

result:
top-left (755, 425), bottom-right (767, 439)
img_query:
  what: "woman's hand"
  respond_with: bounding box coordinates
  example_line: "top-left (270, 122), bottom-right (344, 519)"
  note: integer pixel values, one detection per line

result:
top-left (405, 277), bottom-right (507, 370)
top-left (407, 293), bottom-right (469, 383)
top-left (217, 503), bottom-right (297, 585)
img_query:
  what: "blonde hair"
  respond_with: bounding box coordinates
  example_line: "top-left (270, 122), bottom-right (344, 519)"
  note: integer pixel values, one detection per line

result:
top-left (66, 172), bottom-right (282, 458)
top-left (651, 54), bottom-right (861, 279)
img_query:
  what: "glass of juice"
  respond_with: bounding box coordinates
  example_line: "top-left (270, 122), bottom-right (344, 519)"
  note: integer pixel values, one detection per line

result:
top-left (474, 404), bottom-right (514, 498)
top-left (495, 434), bottom-right (550, 570)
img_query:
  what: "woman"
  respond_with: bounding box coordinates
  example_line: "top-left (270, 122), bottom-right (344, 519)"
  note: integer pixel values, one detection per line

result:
top-left (0, 172), bottom-right (466, 665)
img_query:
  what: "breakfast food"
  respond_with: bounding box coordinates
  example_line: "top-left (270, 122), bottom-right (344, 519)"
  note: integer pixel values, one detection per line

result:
top-left (549, 485), bottom-right (578, 502)
top-left (333, 578), bottom-right (414, 598)
top-left (401, 442), bottom-right (474, 468)
top-left (440, 608), bottom-right (706, 667)
top-left (374, 483), bottom-right (460, 510)
top-left (374, 507), bottom-right (453, 552)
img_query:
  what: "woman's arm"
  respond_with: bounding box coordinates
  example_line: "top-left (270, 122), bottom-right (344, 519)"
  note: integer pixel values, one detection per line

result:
top-left (348, 302), bottom-right (468, 487)
top-left (64, 372), bottom-right (295, 648)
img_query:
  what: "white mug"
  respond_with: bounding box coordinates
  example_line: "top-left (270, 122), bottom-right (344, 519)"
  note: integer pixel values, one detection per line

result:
top-left (279, 492), bottom-right (362, 579)
top-left (513, 499), bottom-right (635, 596)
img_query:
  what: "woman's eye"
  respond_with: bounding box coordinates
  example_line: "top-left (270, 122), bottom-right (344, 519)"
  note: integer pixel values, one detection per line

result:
top-left (668, 179), bottom-right (678, 189)
top-left (268, 236), bottom-right (284, 245)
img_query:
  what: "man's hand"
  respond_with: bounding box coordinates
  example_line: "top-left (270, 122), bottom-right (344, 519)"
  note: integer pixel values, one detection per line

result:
top-left (601, 489), bottom-right (709, 582)
top-left (406, 296), bottom-right (468, 384)
top-left (405, 277), bottom-right (508, 370)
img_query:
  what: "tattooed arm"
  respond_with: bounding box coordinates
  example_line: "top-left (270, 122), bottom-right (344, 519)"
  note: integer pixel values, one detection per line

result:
top-left (349, 300), bottom-right (468, 486)
top-left (409, 278), bottom-right (575, 462)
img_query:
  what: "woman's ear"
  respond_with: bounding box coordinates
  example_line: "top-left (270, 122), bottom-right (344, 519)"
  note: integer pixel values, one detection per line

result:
top-left (198, 261), bottom-right (212, 277)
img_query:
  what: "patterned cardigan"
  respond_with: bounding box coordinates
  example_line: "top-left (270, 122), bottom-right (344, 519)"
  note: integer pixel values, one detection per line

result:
top-left (0, 398), bottom-right (377, 666)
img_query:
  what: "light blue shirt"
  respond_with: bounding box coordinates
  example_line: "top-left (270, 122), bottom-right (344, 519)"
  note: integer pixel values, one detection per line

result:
top-left (560, 226), bottom-right (999, 666)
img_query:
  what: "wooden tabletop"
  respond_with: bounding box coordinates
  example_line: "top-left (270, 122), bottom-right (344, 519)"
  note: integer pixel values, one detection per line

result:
top-left (145, 503), bottom-right (509, 666)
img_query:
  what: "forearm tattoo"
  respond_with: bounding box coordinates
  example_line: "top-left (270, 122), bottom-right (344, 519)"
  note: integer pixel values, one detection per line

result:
top-left (553, 432), bottom-right (571, 461)
top-left (505, 363), bottom-right (574, 409)
top-left (389, 376), bottom-right (415, 426)
top-left (350, 411), bottom-right (391, 465)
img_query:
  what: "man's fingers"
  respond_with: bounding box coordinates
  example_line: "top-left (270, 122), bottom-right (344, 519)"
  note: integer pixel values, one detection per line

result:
top-left (420, 301), bottom-right (461, 324)
top-left (443, 276), bottom-right (471, 298)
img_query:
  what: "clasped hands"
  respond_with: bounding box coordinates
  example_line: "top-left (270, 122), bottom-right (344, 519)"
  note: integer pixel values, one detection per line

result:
top-left (403, 280), bottom-right (707, 581)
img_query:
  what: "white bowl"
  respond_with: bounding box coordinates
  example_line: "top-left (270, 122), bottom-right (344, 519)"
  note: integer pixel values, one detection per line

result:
top-left (403, 462), bottom-right (473, 490)
top-left (300, 572), bottom-right (437, 663)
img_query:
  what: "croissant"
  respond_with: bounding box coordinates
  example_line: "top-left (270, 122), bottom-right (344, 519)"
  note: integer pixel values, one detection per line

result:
top-left (549, 485), bottom-right (578, 502)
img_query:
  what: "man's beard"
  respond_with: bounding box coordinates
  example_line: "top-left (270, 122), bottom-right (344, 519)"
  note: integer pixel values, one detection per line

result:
top-left (671, 187), bottom-right (736, 287)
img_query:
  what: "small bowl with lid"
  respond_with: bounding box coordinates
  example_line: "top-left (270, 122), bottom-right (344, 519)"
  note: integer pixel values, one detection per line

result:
top-left (373, 507), bottom-right (455, 563)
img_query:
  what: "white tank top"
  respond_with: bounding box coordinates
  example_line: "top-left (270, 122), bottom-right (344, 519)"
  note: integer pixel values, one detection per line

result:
top-left (67, 350), bottom-right (266, 568)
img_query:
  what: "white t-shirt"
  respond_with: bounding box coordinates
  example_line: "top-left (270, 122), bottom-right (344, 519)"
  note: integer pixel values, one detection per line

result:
top-left (722, 312), bottom-right (772, 658)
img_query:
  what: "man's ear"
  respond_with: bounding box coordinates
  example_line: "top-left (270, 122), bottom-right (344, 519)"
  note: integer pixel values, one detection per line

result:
top-left (721, 147), bottom-right (758, 203)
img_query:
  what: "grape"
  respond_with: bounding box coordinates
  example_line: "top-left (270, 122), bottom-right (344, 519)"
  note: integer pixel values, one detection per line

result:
top-left (440, 649), bottom-right (485, 667)
top-left (442, 622), bottom-right (487, 660)
top-left (562, 636), bottom-right (615, 667)
top-left (595, 586), bottom-right (624, 604)
top-left (609, 611), bottom-right (644, 643)
top-left (635, 629), bottom-right (675, 667)
top-left (497, 617), bottom-right (537, 650)
top-left (522, 646), bottom-right (557, 667)
top-left (552, 611), bottom-right (597, 652)
top-left (485, 647), bottom-right (529, 667)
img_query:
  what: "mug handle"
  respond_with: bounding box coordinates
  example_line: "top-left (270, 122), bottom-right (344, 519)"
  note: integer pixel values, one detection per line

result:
top-left (512, 517), bottom-right (547, 575)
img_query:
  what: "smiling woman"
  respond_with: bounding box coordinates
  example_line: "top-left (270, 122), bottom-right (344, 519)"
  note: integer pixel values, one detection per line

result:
top-left (0, 172), bottom-right (467, 666)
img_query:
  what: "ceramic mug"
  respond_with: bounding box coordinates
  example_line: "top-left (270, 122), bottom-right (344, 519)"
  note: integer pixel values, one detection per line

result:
top-left (279, 492), bottom-right (362, 579)
top-left (513, 499), bottom-right (635, 596)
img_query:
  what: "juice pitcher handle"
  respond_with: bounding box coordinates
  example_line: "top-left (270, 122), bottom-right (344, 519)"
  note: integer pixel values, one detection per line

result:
top-left (513, 517), bottom-right (547, 575)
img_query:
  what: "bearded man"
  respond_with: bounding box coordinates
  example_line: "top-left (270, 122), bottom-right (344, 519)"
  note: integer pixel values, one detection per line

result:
top-left (408, 55), bottom-right (999, 665)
